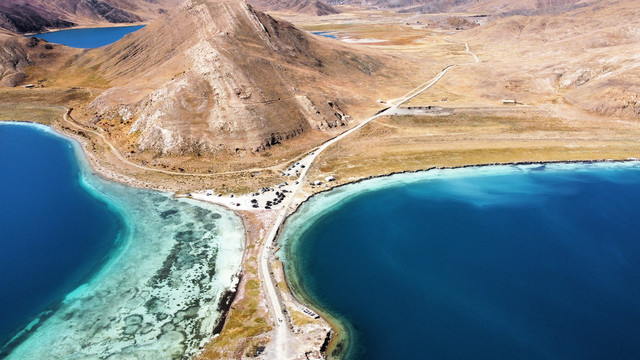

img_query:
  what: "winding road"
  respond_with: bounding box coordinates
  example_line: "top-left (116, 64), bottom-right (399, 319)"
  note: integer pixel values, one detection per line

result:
top-left (61, 109), bottom-right (306, 177)
top-left (61, 40), bottom-right (479, 360)
top-left (258, 43), bottom-right (479, 359)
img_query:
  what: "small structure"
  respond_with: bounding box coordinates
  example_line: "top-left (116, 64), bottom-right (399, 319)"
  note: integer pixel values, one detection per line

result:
top-left (23, 84), bottom-right (35, 88)
top-left (313, 180), bottom-right (322, 186)
top-left (325, 176), bottom-right (336, 182)
top-left (300, 307), bottom-right (320, 319)
top-left (502, 99), bottom-right (517, 105)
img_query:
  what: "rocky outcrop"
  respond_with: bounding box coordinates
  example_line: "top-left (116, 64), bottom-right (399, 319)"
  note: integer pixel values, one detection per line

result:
top-left (566, 78), bottom-right (640, 119)
top-left (0, 4), bottom-right (75, 34)
top-left (80, 0), bottom-right (383, 156)
top-left (75, 0), bottom-right (142, 23)
top-left (0, 30), bottom-right (31, 86)
top-left (0, 29), bottom-right (80, 87)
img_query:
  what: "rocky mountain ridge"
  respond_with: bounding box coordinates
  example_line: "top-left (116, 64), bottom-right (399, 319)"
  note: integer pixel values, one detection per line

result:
top-left (77, 0), bottom-right (385, 157)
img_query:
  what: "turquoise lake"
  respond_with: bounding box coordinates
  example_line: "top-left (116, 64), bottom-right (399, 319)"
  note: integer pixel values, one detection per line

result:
top-left (281, 163), bottom-right (640, 359)
top-left (0, 123), bottom-right (245, 358)
top-left (31, 25), bottom-right (144, 48)
top-left (0, 122), bottom-right (123, 348)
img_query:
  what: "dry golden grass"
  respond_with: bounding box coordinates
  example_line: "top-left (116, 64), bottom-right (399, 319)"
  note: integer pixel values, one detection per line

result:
top-left (301, 23), bottom-right (429, 46)
top-left (0, 88), bottom-right (92, 124)
top-left (307, 109), bottom-right (640, 187)
top-left (198, 211), bottom-right (274, 360)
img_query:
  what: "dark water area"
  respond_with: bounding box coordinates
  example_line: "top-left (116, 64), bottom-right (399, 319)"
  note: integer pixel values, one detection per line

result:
top-left (288, 165), bottom-right (640, 359)
top-left (312, 31), bottom-right (338, 39)
top-left (31, 25), bottom-right (144, 48)
top-left (0, 124), bottom-right (122, 345)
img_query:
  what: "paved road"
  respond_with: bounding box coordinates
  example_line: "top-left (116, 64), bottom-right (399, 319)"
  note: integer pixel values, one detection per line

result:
top-left (259, 42), bottom-right (479, 359)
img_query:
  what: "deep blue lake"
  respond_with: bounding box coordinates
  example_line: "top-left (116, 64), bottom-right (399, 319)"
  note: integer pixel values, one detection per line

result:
top-left (0, 124), bottom-right (122, 345)
top-left (31, 25), bottom-right (144, 48)
top-left (285, 164), bottom-right (640, 359)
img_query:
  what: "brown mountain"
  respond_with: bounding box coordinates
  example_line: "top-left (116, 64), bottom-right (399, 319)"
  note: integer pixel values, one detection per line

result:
top-left (0, 29), bottom-right (31, 86)
top-left (325, 0), bottom-right (472, 12)
top-left (452, 0), bottom-right (640, 118)
top-left (0, 0), bottom-right (184, 33)
top-left (326, 0), bottom-right (587, 14)
top-left (465, 0), bottom-right (587, 15)
top-left (249, 0), bottom-right (340, 16)
top-left (75, 0), bottom-right (386, 159)
top-left (0, 29), bottom-right (80, 86)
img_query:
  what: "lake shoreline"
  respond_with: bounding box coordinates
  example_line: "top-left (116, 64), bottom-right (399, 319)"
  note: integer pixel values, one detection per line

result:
top-left (0, 121), bottom-right (246, 359)
top-left (276, 158), bottom-right (640, 359)
top-left (51, 107), bottom-right (640, 358)
top-left (0, 121), bottom-right (130, 355)
top-left (8, 118), bottom-right (640, 358)
top-left (23, 22), bottom-right (148, 36)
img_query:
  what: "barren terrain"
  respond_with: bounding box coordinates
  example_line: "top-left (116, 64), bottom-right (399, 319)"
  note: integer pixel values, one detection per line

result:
top-left (0, 0), bottom-right (639, 359)
top-left (0, 0), bottom-right (183, 33)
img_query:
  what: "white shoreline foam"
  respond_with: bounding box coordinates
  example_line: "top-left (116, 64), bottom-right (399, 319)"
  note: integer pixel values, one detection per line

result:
top-left (277, 160), bottom-right (640, 359)
top-left (279, 161), bottom-right (640, 275)
top-left (279, 160), bottom-right (640, 262)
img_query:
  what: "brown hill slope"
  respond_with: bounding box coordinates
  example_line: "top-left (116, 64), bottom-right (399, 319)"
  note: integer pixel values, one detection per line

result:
top-left (450, 0), bottom-right (640, 118)
top-left (0, 29), bottom-right (81, 87)
top-left (0, 29), bottom-right (31, 86)
top-left (249, 0), bottom-right (340, 16)
top-left (0, 0), bottom-right (184, 33)
top-left (326, 0), bottom-right (588, 14)
top-left (465, 0), bottom-right (588, 15)
top-left (75, 0), bottom-right (387, 162)
top-left (326, 0), bottom-right (468, 12)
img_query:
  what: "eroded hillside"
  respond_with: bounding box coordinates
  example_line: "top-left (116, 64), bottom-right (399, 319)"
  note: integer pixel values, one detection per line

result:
top-left (66, 0), bottom-right (400, 173)
top-left (0, 0), bottom-right (183, 33)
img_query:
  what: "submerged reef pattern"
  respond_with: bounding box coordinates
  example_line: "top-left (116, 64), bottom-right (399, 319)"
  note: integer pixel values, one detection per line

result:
top-left (6, 191), bottom-right (244, 359)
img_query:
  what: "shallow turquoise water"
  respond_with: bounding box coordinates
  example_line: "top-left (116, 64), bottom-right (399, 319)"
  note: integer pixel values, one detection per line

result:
top-left (281, 163), bottom-right (640, 359)
top-left (0, 123), bottom-right (245, 359)
top-left (31, 25), bottom-right (144, 48)
top-left (0, 120), bottom-right (123, 348)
